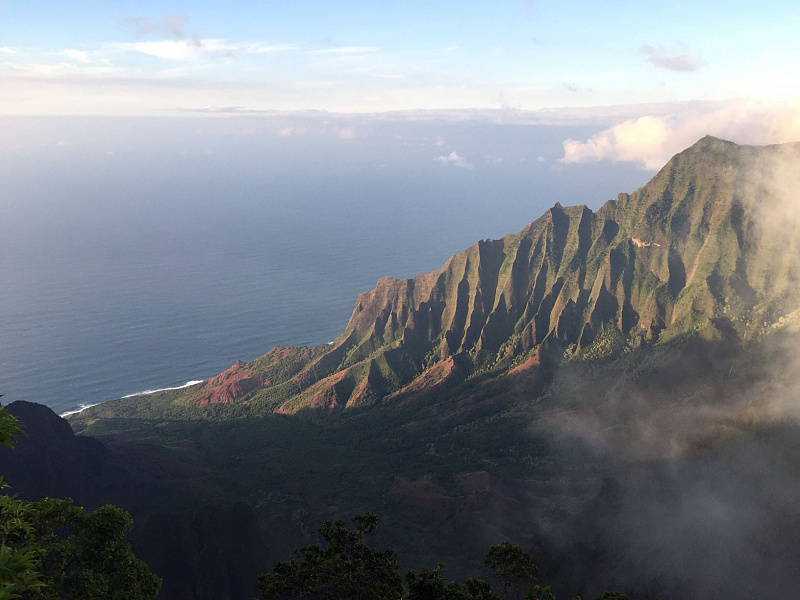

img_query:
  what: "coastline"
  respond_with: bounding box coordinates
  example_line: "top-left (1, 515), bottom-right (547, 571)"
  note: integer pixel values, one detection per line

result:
top-left (59, 379), bottom-right (205, 418)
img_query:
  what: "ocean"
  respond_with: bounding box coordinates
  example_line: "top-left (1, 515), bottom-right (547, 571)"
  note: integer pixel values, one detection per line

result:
top-left (0, 116), bottom-right (652, 416)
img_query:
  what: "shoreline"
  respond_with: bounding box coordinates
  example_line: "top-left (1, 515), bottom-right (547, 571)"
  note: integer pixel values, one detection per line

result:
top-left (59, 379), bottom-right (205, 418)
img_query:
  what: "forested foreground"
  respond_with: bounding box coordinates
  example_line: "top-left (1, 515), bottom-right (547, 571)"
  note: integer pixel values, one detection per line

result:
top-left (257, 512), bottom-right (630, 600)
top-left (2, 405), bottom-right (631, 600)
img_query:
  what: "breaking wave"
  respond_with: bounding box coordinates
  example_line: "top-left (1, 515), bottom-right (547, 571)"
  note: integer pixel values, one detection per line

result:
top-left (121, 380), bottom-right (205, 398)
top-left (59, 380), bottom-right (205, 417)
top-left (60, 402), bottom-right (101, 417)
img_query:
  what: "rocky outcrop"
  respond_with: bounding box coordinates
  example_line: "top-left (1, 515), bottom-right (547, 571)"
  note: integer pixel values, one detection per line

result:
top-left (191, 361), bottom-right (261, 406)
top-left (185, 346), bottom-right (319, 406)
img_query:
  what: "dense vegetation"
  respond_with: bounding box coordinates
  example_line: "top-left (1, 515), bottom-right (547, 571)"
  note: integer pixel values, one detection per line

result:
top-left (257, 513), bottom-right (629, 600)
top-left (0, 401), bottom-right (634, 599)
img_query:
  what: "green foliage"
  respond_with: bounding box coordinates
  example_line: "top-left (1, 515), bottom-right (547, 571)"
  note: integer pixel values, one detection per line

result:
top-left (0, 405), bottom-right (161, 600)
top-left (260, 515), bottom-right (627, 600)
top-left (524, 586), bottom-right (557, 600)
top-left (0, 402), bottom-right (21, 495)
top-left (257, 513), bottom-right (403, 600)
top-left (405, 563), bottom-right (450, 599)
top-left (484, 541), bottom-right (538, 600)
top-left (462, 578), bottom-right (502, 600)
top-left (576, 325), bottom-right (628, 362)
top-left (0, 494), bottom-right (161, 600)
top-left (593, 593), bottom-right (628, 600)
top-left (44, 503), bottom-right (161, 599)
top-left (405, 563), bottom-right (499, 600)
top-left (0, 399), bottom-right (22, 450)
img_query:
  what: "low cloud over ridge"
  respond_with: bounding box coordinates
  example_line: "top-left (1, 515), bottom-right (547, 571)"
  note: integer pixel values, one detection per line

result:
top-left (560, 101), bottom-right (800, 170)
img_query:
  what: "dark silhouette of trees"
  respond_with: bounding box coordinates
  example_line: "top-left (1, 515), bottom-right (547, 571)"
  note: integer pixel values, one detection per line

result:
top-left (258, 512), bottom-right (633, 600)
top-left (484, 541), bottom-right (538, 599)
top-left (257, 513), bottom-right (403, 600)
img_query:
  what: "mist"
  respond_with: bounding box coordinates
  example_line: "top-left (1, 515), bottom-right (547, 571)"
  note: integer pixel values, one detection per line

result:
top-left (534, 143), bottom-right (800, 599)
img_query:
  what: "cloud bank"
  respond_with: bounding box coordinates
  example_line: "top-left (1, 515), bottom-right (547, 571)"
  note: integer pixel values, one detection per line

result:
top-left (561, 101), bottom-right (800, 170)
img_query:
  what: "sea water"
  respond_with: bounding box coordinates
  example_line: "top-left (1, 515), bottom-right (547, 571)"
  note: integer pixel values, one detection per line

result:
top-left (0, 116), bottom-right (651, 416)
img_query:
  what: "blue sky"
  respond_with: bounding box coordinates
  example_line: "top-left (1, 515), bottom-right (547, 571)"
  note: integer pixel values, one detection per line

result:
top-left (1, 0), bottom-right (798, 115)
top-left (1, 1), bottom-right (799, 169)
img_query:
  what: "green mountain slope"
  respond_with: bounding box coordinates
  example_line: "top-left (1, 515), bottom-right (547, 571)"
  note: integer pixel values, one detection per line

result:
top-left (73, 136), bottom-right (800, 420)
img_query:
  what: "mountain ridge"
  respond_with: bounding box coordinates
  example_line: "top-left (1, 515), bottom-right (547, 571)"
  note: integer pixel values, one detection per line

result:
top-left (72, 136), bottom-right (800, 420)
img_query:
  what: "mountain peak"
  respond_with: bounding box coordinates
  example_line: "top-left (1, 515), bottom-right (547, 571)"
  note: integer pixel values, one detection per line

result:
top-left (695, 134), bottom-right (736, 145)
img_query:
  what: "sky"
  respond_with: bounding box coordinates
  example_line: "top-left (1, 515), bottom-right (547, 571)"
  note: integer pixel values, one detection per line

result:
top-left (1, 0), bottom-right (799, 167)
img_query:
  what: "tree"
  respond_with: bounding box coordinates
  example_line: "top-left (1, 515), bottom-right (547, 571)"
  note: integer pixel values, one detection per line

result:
top-left (484, 541), bottom-right (538, 600)
top-left (0, 404), bottom-right (161, 599)
top-left (257, 513), bottom-right (639, 600)
top-left (257, 513), bottom-right (403, 600)
top-left (0, 398), bottom-right (22, 450)
top-left (405, 563), bottom-right (499, 600)
top-left (462, 577), bottom-right (501, 600)
top-left (405, 563), bottom-right (451, 600)
top-left (525, 586), bottom-right (557, 600)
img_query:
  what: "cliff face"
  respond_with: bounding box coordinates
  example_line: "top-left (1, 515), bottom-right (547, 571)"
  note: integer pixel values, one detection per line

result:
top-left (343, 137), bottom-right (800, 356)
top-left (73, 137), bottom-right (800, 417)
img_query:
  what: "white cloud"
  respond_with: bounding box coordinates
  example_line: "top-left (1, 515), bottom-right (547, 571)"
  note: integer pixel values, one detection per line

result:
top-left (560, 101), bottom-right (800, 170)
top-left (0, 46), bottom-right (17, 55)
top-left (8, 62), bottom-right (126, 80)
top-left (111, 40), bottom-right (200, 60)
top-left (435, 150), bottom-right (473, 169)
top-left (640, 44), bottom-right (701, 72)
top-left (61, 49), bottom-right (93, 63)
top-left (337, 127), bottom-right (356, 140)
top-left (60, 49), bottom-right (111, 65)
top-left (110, 39), bottom-right (294, 60)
